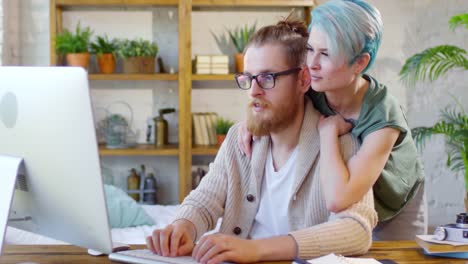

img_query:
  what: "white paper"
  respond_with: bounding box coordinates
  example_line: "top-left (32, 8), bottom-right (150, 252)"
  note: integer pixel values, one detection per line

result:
top-left (417, 234), bottom-right (468, 246)
top-left (293, 253), bottom-right (381, 264)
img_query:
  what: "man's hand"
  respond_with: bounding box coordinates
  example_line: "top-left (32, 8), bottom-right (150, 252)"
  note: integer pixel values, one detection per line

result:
top-left (146, 219), bottom-right (196, 257)
top-left (237, 121), bottom-right (253, 158)
top-left (192, 233), bottom-right (260, 264)
top-left (318, 115), bottom-right (352, 136)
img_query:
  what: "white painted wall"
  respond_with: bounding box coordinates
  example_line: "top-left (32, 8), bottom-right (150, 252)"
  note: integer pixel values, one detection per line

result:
top-left (0, 0), bottom-right (3, 64)
top-left (3, 0), bottom-right (468, 228)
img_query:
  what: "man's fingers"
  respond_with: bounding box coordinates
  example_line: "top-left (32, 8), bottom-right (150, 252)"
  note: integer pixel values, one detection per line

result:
top-left (193, 237), bottom-right (215, 262)
top-left (160, 226), bottom-right (173, 256)
top-left (151, 231), bottom-right (162, 255)
top-left (207, 251), bottom-right (233, 264)
top-left (178, 241), bottom-right (194, 256)
top-left (170, 229), bottom-right (183, 257)
top-left (146, 236), bottom-right (156, 254)
top-left (199, 244), bottom-right (224, 264)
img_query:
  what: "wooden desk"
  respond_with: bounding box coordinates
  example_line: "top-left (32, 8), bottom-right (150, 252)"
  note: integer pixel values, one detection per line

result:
top-left (0, 241), bottom-right (466, 264)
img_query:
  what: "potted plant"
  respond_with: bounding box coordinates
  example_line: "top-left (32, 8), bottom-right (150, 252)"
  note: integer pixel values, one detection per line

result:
top-left (399, 13), bottom-right (468, 210)
top-left (117, 39), bottom-right (158, 74)
top-left (90, 35), bottom-right (118, 74)
top-left (215, 117), bottom-right (235, 146)
top-left (227, 23), bottom-right (256, 73)
top-left (55, 22), bottom-right (93, 69)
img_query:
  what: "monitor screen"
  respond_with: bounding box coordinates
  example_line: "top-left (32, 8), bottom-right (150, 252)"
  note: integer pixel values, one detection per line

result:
top-left (0, 67), bottom-right (113, 254)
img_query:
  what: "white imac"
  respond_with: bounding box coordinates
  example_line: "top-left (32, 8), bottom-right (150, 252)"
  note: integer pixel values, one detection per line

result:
top-left (0, 67), bottom-right (113, 254)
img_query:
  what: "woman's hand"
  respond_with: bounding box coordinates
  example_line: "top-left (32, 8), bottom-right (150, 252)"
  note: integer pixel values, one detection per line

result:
top-left (237, 121), bottom-right (253, 158)
top-left (318, 115), bottom-right (353, 136)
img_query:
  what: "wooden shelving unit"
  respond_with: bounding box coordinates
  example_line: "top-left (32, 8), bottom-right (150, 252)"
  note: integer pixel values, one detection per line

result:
top-left (99, 144), bottom-right (179, 156)
top-left (50, 0), bottom-right (316, 202)
top-left (192, 145), bottom-right (219, 156)
top-left (192, 74), bottom-right (235, 81)
top-left (89, 73), bottom-right (178, 81)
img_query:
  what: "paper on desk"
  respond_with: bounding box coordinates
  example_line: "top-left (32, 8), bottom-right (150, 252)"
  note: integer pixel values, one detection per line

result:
top-left (294, 253), bottom-right (381, 264)
top-left (417, 235), bottom-right (468, 246)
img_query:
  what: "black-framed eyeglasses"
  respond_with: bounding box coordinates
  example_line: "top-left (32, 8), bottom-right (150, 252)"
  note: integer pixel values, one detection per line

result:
top-left (235, 67), bottom-right (302, 90)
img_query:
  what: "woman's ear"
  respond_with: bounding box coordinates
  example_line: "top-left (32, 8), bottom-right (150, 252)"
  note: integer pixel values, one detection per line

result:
top-left (353, 53), bottom-right (371, 74)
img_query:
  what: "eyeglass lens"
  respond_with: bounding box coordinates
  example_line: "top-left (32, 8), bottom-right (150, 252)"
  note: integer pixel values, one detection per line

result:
top-left (237, 73), bottom-right (275, 89)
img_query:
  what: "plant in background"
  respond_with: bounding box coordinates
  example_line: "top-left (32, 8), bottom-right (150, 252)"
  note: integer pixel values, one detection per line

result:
top-left (116, 39), bottom-right (158, 58)
top-left (116, 39), bottom-right (159, 74)
top-left (215, 117), bottom-right (235, 135)
top-left (226, 23), bottom-right (257, 53)
top-left (226, 23), bottom-right (257, 72)
top-left (55, 22), bottom-right (93, 55)
top-left (91, 35), bottom-right (119, 74)
top-left (399, 13), bottom-right (468, 206)
top-left (55, 22), bottom-right (93, 69)
top-left (91, 35), bottom-right (118, 56)
top-left (215, 117), bottom-right (235, 146)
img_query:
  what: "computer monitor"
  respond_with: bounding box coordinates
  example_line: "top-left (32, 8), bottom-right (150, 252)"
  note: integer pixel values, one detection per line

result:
top-left (0, 66), bottom-right (113, 254)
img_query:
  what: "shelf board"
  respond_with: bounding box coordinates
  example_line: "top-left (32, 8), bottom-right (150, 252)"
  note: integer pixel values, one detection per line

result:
top-left (55, 0), bottom-right (178, 6)
top-left (88, 73), bottom-right (178, 81)
top-left (193, 0), bottom-right (315, 7)
top-left (192, 74), bottom-right (235, 81)
top-left (99, 144), bottom-right (179, 156)
top-left (192, 145), bottom-right (219, 155)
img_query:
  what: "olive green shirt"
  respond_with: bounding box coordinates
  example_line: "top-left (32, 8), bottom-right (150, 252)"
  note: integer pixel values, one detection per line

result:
top-left (308, 74), bottom-right (424, 221)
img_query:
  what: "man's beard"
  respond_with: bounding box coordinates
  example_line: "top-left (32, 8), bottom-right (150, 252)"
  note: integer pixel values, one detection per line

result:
top-left (246, 96), bottom-right (299, 137)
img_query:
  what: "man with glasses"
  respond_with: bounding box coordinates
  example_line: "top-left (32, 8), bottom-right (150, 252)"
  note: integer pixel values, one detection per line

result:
top-left (146, 18), bottom-right (377, 264)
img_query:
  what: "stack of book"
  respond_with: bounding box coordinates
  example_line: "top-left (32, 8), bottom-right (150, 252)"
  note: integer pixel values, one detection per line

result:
top-left (192, 112), bottom-right (218, 145)
top-left (416, 235), bottom-right (468, 259)
top-left (193, 55), bottom-right (229, 74)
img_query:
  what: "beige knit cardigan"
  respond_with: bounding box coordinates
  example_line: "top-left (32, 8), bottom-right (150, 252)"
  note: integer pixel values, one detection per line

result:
top-left (174, 98), bottom-right (378, 259)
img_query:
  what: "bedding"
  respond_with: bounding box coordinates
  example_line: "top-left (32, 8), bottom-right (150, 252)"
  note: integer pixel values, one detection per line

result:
top-left (5, 204), bottom-right (179, 245)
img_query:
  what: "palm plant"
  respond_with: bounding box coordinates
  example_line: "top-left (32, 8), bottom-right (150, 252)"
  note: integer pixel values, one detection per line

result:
top-left (90, 35), bottom-right (118, 56)
top-left (399, 13), bottom-right (468, 190)
top-left (226, 23), bottom-right (257, 53)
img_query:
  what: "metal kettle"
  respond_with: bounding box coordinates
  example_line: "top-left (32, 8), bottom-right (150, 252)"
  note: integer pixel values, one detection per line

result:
top-left (153, 108), bottom-right (175, 147)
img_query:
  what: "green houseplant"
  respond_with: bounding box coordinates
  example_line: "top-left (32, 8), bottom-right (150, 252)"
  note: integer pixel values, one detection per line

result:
top-left (227, 23), bottom-right (257, 72)
top-left (55, 22), bottom-right (93, 69)
top-left (90, 35), bottom-right (118, 74)
top-left (215, 117), bottom-right (235, 146)
top-left (117, 39), bottom-right (158, 74)
top-left (399, 13), bottom-right (468, 210)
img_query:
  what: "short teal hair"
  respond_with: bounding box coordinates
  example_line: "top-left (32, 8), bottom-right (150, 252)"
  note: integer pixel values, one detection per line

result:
top-left (310, 0), bottom-right (383, 73)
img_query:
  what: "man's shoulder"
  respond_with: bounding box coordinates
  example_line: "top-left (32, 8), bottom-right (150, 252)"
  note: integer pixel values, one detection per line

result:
top-left (338, 133), bottom-right (360, 159)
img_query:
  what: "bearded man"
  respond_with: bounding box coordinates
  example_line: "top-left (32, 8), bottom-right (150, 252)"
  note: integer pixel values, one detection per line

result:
top-left (146, 18), bottom-right (377, 264)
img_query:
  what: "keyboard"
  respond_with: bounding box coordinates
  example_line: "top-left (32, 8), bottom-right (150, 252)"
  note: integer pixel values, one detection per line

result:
top-left (109, 249), bottom-right (200, 264)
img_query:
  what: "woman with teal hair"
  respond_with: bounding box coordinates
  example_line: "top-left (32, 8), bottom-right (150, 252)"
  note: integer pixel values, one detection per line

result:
top-left (239, 0), bottom-right (425, 240)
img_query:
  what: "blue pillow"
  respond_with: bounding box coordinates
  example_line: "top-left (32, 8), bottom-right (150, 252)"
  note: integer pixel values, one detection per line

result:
top-left (104, 184), bottom-right (155, 228)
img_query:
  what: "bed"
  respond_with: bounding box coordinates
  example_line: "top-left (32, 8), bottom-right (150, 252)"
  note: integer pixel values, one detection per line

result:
top-left (5, 204), bottom-right (179, 245)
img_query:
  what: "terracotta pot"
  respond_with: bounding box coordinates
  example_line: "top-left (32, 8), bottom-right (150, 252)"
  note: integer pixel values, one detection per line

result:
top-left (123, 56), bottom-right (155, 74)
top-left (217, 134), bottom-right (227, 146)
top-left (97, 53), bottom-right (116, 74)
top-left (234, 53), bottom-right (244, 73)
top-left (66, 53), bottom-right (90, 70)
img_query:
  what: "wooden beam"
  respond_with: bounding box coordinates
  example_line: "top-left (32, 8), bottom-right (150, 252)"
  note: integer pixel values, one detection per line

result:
top-left (192, 0), bottom-right (315, 7)
top-left (49, 0), bottom-right (57, 65)
top-left (178, 0), bottom-right (192, 202)
top-left (55, 0), bottom-right (178, 6)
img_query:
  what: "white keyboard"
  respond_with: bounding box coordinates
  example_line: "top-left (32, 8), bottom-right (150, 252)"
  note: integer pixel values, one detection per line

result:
top-left (109, 249), bottom-right (200, 264)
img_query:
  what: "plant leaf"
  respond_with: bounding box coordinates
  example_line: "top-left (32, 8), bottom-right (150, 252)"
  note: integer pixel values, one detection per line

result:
top-left (399, 45), bottom-right (468, 87)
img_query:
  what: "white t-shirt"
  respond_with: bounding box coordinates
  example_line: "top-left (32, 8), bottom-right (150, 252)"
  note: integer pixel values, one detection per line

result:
top-left (249, 146), bottom-right (298, 239)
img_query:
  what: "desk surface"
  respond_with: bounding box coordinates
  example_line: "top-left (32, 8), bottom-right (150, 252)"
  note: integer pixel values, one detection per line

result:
top-left (1, 241), bottom-right (466, 264)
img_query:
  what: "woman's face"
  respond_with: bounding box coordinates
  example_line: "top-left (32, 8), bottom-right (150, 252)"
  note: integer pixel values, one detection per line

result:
top-left (306, 27), bottom-right (357, 93)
